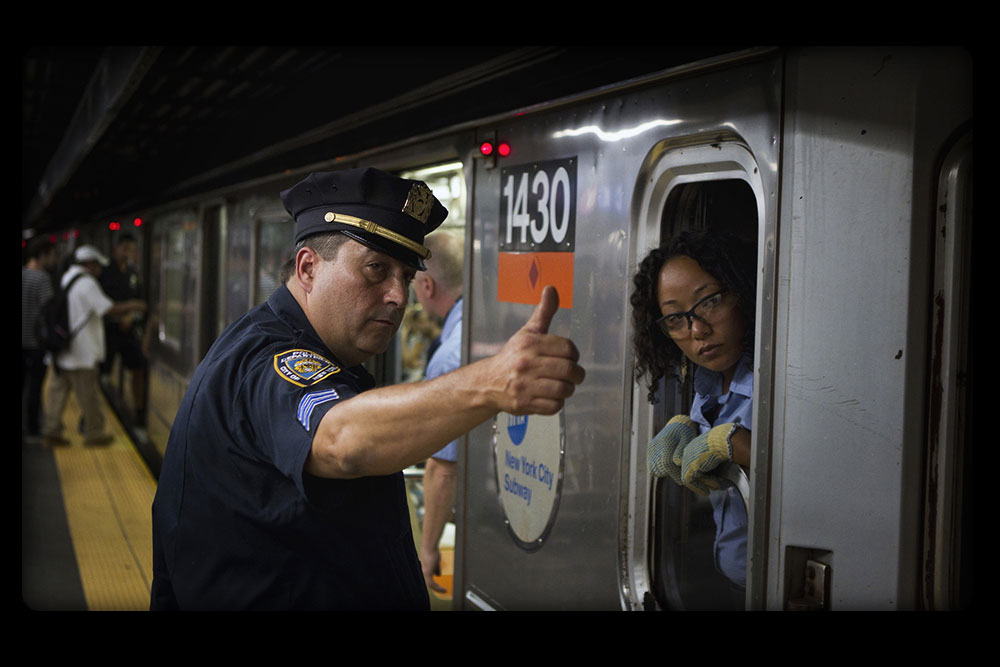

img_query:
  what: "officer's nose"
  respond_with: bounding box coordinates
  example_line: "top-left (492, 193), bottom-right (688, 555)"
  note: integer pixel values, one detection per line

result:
top-left (385, 273), bottom-right (408, 308)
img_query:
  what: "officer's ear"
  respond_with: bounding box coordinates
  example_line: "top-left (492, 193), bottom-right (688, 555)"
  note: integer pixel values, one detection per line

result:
top-left (295, 246), bottom-right (321, 293)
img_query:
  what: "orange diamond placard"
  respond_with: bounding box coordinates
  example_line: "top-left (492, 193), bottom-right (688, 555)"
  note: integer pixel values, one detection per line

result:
top-left (497, 251), bottom-right (574, 308)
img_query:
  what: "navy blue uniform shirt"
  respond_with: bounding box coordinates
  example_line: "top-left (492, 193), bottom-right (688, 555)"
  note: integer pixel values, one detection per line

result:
top-left (150, 284), bottom-right (429, 610)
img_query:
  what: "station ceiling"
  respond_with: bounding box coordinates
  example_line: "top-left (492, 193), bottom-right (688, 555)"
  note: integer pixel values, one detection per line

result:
top-left (22, 45), bottom-right (742, 235)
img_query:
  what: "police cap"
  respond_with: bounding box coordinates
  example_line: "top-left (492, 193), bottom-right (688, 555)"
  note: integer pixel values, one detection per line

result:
top-left (281, 168), bottom-right (448, 270)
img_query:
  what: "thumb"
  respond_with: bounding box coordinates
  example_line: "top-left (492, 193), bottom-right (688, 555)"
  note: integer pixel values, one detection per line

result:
top-left (524, 285), bottom-right (559, 334)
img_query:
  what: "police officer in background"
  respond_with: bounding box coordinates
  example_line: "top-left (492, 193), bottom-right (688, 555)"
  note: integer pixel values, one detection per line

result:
top-left (150, 168), bottom-right (585, 610)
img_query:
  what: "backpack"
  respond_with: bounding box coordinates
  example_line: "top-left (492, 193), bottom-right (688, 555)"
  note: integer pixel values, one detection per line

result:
top-left (35, 272), bottom-right (86, 354)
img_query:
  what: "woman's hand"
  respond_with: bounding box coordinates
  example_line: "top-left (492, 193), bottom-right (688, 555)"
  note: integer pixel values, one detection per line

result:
top-left (648, 415), bottom-right (698, 485)
top-left (674, 423), bottom-right (750, 494)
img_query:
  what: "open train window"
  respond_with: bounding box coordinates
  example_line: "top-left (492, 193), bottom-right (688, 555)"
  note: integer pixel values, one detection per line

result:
top-left (649, 178), bottom-right (759, 610)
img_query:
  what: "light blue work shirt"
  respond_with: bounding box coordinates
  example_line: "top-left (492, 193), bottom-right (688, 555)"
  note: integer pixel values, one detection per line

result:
top-left (690, 353), bottom-right (753, 589)
top-left (426, 298), bottom-right (463, 462)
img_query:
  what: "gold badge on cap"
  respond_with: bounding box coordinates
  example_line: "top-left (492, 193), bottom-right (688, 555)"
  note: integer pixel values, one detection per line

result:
top-left (402, 182), bottom-right (434, 224)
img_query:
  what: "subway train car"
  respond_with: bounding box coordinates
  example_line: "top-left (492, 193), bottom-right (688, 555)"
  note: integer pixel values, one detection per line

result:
top-left (97, 46), bottom-right (973, 610)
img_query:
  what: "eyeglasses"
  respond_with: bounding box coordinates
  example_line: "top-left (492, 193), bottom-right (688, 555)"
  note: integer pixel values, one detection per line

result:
top-left (656, 290), bottom-right (732, 338)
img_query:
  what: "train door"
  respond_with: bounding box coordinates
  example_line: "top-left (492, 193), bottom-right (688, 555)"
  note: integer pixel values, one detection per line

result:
top-left (385, 158), bottom-right (469, 609)
top-left (765, 48), bottom-right (972, 610)
top-left (922, 130), bottom-right (974, 609)
top-left (100, 221), bottom-right (149, 424)
top-left (145, 206), bottom-right (204, 460)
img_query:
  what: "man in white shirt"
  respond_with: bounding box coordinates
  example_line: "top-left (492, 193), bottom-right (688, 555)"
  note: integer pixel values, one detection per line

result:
top-left (42, 245), bottom-right (145, 446)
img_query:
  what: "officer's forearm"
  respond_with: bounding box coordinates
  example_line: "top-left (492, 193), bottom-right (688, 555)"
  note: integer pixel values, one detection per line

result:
top-left (306, 357), bottom-right (506, 478)
top-left (306, 285), bottom-right (584, 479)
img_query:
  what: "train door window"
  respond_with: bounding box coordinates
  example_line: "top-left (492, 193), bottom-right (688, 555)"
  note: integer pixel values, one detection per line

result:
top-left (626, 134), bottom-right (773, 611)
top-left (253, 209), bottom-right (295, 307)
top-left (393, 161), bottom-right (467, 385)
top-left (222, 201), bottom-right (254, 328)
top-left (222, 198), bottom-right (293, 319)
top-left (149, 208), bottom-right (202, 377)
top-left (649, 178), bottom-right (759, 610)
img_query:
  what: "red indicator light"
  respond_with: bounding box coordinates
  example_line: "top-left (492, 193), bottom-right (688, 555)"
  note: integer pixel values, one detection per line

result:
top-left (133, 217), bottom-right (143, 227)
top-left (109, 221), bottom-right (121, 231)
top-left (498, 142), bottom-right (511, 157)
top-left (480, 142), bottom-right (494, 156)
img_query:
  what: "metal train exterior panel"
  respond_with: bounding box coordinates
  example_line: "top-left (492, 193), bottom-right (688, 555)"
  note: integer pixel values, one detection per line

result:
top-left (95, 47), bottom-right (972, 610)
top-left (460, 53), bottom-right (782, 611)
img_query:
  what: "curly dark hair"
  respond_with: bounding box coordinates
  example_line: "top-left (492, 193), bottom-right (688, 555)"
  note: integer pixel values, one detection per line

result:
top-left (631, 229), bottom-right (756, 403)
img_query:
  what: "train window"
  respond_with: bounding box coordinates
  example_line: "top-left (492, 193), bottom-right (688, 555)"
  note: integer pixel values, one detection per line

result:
top-left (223, 204), bottom-right (253, 327)
top-left (629, 135), bottom-right (770, 611)
top-left (649, 178), bottom-right (759, 610)
top-left (395, 161), bottom-right (467, 384)
top-left (149, 208), bottom-right (202, 377)
top-left (253, 212), bottom-right (295, 307)
top-left (220, 199), bottom-right (294, 319)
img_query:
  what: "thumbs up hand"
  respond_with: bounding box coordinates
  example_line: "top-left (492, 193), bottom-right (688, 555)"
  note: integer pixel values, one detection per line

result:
top-left (489, 286), bottom-right (586, 416)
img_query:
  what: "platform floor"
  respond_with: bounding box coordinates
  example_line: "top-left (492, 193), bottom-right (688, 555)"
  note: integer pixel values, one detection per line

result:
top-left (22, 381), bottom-right (156, 612)
top-left (22, 373), bottom-right (452, 611)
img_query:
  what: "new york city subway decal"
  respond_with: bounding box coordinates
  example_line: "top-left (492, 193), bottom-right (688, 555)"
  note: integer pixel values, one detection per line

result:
top-left (498, 157), bottom-right (576, 308)
top-left (493, 411), bottom-right (565, 551)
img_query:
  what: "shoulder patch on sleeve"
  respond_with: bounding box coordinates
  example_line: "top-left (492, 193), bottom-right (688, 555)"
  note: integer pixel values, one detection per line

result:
top-left (273, 349), bottom-right (341, 387)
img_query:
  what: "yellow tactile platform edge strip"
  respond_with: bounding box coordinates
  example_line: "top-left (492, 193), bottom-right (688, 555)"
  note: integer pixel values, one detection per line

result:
top-left (51, 389), bottom-right (156, 611)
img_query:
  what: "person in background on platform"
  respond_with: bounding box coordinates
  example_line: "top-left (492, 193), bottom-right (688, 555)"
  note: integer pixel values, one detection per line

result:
top-left (100, 233), bottom-right (149, 425)
top-left (631, 229), bottom-right (756, 589)
top-left (412, 231), bottom-right (464, 593)
top-left (42, 245), bottom-right (146, 447)
top-left (22, 236), bottom-right (57, 444)
top-left (150, 168), bottom-right (585, 611)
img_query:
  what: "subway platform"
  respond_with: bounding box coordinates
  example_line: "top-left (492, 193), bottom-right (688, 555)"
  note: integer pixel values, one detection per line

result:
top-left (22, 381), bottom-right (155, 611)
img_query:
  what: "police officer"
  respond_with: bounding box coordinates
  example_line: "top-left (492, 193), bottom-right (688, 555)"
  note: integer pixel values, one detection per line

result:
top-left (150, 167), bottom-right (585, 610)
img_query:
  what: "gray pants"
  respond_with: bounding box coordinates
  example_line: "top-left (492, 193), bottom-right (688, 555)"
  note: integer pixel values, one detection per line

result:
top-left (42, 367), bottom-right (107, 442)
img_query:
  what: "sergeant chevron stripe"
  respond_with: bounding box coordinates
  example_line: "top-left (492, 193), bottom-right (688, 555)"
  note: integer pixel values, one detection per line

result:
top-left (297, 389), bottom-right (340, 430)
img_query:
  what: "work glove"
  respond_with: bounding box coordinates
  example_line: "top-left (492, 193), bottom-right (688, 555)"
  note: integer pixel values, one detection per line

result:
top-left (648, 415), bottom-right (698, 485)
top-left (673, 422), bottom-right (735, 495)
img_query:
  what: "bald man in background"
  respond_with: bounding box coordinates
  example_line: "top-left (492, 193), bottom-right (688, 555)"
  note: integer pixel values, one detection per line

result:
top-left (412, 231), bottom-right (464, 593)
